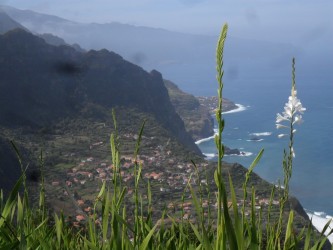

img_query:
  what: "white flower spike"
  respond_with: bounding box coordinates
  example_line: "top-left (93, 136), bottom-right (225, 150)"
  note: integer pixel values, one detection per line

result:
top-left (276, 58), bottom-right (305, 157)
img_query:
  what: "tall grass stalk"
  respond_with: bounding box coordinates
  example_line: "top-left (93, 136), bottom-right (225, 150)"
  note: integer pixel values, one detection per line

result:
top-left (214, 23), bottom-right (238, 250)
top-left (213, 23), bottom-right (266, 250)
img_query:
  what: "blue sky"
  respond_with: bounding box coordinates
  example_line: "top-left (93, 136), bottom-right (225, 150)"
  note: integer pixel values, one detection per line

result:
top-left (2, 0), bottom-right (333, 48)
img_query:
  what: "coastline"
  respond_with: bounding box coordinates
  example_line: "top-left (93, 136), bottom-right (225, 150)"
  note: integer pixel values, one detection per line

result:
top-left (196, 103), bottom-right (254, 158)
top-left (222, 103), bottom-right (247, 114)
top-left (196, 102), bottom-right (333, 244)
top-left (195, 103), bottom-right (247, 145)
top-left (307, 211), bottom-right (333, 243)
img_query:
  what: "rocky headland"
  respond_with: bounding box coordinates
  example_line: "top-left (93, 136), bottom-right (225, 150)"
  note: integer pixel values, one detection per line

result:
top-left (196, 96), bottom-right (238, 115)
top-left (165, 84), bottom-right (245, 156)
top-left (165, 81), bottom-right (238, 141)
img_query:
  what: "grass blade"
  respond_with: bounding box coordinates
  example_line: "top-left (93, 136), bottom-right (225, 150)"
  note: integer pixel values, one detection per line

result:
top-left (139, 223), bottom-right (158, 250)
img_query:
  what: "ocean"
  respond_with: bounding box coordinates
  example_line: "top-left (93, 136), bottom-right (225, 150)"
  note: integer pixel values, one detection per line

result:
top-left (156, 58), bottom-right (333, 236)
top-left (197, 79), bottom-right (333, 216)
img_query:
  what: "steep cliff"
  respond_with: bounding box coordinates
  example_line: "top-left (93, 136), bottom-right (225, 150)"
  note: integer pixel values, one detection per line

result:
top-left (164, 80), bottom-right (214, 140)
top-left (0, 29), bottom-right (200, 154)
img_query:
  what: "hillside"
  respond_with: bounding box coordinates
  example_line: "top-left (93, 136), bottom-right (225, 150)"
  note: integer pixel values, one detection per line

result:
top-left (0, 137), bottom-right (22, 191)
top-left (164, 80), bottom-right (214, 140)
top-left (0, 28), bottom-right (204, 193)
top-left (165, 80), bottom-right (240, 141)
top-left (0, 29), bottom-right (199, 153)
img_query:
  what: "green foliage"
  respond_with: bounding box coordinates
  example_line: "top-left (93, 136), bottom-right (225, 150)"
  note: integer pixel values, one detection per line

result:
top-left (0, 28), bottom-right (198, 154)
top-left (164, 79), bottom-right (214, 140)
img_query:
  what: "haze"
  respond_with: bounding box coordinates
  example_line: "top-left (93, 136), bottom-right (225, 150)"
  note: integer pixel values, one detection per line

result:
top-left (3, 0), bottom-right (333, 49)
top-left (1, 0), bottom-right (332, 96)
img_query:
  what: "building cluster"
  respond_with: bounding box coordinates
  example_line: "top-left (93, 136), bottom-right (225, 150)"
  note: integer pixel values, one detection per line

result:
top-left (49, 135), bottom-right (280, 228)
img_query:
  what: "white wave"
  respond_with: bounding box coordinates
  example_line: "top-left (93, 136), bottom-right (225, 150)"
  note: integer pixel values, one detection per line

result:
top-left (237, 138), bottom-right (242, 141)
top-left (225, 151), bottom-right (253, 157)
top-left (250, 132), bottom-right (272, 137)
top-left (195, 129), bottom-right (219, 145)
top-left (197, 104), bottom-right (246, 146)
top-left (223, 104), bottom-right (247, 114)
top-left (307, 211), bottom-right (333, 243)
top-left (203, 151), bottom-right (253, 158)
top-left (314, 211), bottom-right (326, 217)
top-left (203, 153), bottom-right (216, 160)
top-left (195, 135), bottom-right (216, 144)
top-left (241, 151), bottom-right (253, 157)
top-left (246, 138), bottom-right (264, 142)
top-left (274, 184), bottom-right (285, 189)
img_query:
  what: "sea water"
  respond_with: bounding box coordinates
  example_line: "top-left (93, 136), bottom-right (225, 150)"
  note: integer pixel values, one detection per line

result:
top-left (196, 77), bottom-right (333, 240)
top-left (195, 78), bottom-right (333, 215)
top-left (155, 55), bottom-right (333, 238)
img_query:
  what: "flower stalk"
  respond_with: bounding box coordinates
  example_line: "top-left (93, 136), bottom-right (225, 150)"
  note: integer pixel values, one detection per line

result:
top-left (274, 58), bottom-right (306, 247)
top-left (276, 58), bottom-right (306, 197)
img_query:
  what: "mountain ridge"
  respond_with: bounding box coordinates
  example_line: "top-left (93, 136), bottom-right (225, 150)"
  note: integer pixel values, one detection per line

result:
top-left (0, 28), bottom-right (200, 155)
top-left (0, 9), bottom-right (28, 34)
top-left (0, 5), bottom-right (301, 97)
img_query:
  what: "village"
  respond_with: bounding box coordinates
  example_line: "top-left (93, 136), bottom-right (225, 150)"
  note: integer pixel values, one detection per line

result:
top-left (46, 131), bottom-right (280, 229)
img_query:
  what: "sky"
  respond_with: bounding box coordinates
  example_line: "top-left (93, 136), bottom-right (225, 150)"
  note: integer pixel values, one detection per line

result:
top-left (2, 0), bottom-right (332, 48)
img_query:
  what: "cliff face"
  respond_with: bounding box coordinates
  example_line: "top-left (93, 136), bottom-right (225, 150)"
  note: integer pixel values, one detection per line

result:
top-left (0, 29), bottom-right (200, 154)
top-left (79, 50), bottom-right (200, 153)
top-left (164, 80), bottom-right (214, 140)
top-left (165, 80), bottom-right (239, 141)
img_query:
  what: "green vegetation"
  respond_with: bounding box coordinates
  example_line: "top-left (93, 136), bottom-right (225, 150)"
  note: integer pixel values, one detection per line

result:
top-left (164, 79), bottom-right (238, 141)
top-left (164, 79), bottom-right (214, 140)
top-left (1, 24), bottom-right (332, 249)
top-left (0, 29), bottom-right (199, 154)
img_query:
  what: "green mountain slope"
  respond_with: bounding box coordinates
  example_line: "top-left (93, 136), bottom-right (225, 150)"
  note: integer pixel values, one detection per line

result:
top-left (0, 28), bottom-right (199, 153)
top-left (0, 29), bottom-right (204, 192)
top-left (164, 80), bottom-right (214, 140)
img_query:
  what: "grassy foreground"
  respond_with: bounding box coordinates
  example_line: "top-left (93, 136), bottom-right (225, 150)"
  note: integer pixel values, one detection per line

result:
top-left (1, 24), bottom-right (332, 249)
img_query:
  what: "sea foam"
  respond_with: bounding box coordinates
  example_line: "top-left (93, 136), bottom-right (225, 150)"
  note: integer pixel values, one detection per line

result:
top-left (195, 135), bottom-right (216, 144)
top-left (223, 104), bottom-right (247, 114)
top-left (196, 104), bottom-right (246, 145)
top-left (225, 151), bottom-right (253, 157)
top-left (241, 151), bottom-right (253, 156)
top-left (246, 138), bottom-right (264, 142)
top-left (249, 132), bottom-right (272, 137)
top-left (203, 153), bottom-right (216, 160)
top-left (203, 151), bottom-right (253, 159)
top-left (307, 211), bottom-right (333, 243)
